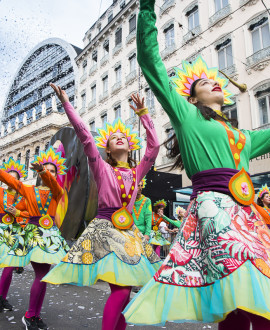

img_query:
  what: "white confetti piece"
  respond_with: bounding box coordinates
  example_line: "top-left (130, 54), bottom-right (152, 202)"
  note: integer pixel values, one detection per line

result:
top-left (78, 306), bottom-right (85, 309)
top-left (8, 316), bottom-right (14, 321)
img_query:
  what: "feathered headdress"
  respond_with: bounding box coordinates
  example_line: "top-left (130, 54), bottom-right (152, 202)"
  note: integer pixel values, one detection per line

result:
top-left (1, 157), bottom-right (28, 179)
top-left (258, 184), bottom-right (270, 199)
top-left (175, 206), bottom-right (186, 216)
top-left (153, 199), bottom-right (167, 208)
top-left (171, 56), bottom-right (234, 105)
top-left (95, 118), bottom-right (142, 150)
top-left (33, 146), bottom-right (67, 175)
top-left (141, 177), bottom-right (147, 189)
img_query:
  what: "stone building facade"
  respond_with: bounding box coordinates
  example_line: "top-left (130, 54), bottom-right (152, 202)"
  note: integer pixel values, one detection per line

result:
top-left (0, 38), bottom-right (80, 184)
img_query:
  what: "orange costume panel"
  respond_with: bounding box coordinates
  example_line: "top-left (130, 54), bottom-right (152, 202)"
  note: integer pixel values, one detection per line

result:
top-left (0, 169), bottom-right (63, 218)
top-left (151, 213), bottom-right (166, 227)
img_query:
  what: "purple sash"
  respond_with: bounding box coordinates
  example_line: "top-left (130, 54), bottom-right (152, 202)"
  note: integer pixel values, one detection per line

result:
top-left (95, 207), bottom-right (119, 221)
top-left (28, 216), bottom-right (56, 227)
top-left (190, 168), bottom-right (250, 200)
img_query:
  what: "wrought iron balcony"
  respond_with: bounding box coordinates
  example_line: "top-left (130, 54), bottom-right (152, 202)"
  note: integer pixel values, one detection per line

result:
top-left (246, 46), bottom-right (270, 67)
top-left (99, 91), bottom-right (109, 102)
top-left (161, 43), bottom-right (176, 59)
top-left (209, 5), bottom-right (231, 27)
top-left (159, 0), bottom-right (176, 16)
top-left (183, 25), bottom-right (201, 44)
top-left (125, 70), bottom-right (137, 84)
top-left (88, 99), bottom-right (96, 110)
top-left (80, 73), bottom-right (87, 84)
top-left (100, 54), bottom-right (109, 67)
top-left (112, 81), bottom-right (122, 94)
top-left (89, 64), bottom-right (97, 76)
top-left (126, 30), bottom-right (136, 44)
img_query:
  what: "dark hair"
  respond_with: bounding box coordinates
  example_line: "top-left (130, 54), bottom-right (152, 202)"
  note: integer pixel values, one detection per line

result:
top-left (43, 162), bottom-right (57, 174)
top-left (154, 205), bottom-right (164, 213)
top-left (164, 79), bottom-right (239, 170)
top-left (105, 138), bottom-right (137, 168)
top-left (257, 192), bottom-right (269, 207)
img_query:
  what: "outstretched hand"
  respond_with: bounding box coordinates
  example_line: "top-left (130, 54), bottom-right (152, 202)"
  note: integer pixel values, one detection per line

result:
top-left (50, 83), bottom-right (69, 104)
top-left (6, 205), bottom-right (17, 216)
top-left (129, 93), bottom-right (145, 114)
top-left (30, 162), bottom-right (44, 172)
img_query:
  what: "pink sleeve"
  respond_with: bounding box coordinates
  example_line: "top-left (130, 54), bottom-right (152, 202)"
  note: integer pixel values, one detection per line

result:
top-left (62, 102), bottom-right (105, 178)
top-left (136, 113), bottom-right (159, 182)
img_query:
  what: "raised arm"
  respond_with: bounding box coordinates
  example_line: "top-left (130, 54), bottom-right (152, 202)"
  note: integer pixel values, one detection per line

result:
top-left (0, 169), bottom-right (27, 197)
top-left (51, 84), bottom-right (104, 178)
top-left (245, 128), bottom-right (270, 159)
top-left (38, 169), bottom-right (64, 202)
top-left (137, 0), bottom-right (194, 125)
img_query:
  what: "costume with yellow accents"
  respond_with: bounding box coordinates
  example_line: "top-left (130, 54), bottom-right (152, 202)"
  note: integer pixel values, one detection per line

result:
top-left (42, 102), bottom-right (161, 287)
top-left (0, 158), bottom-right (29, 257)
top-left (123, 0), bottom-right (270, 326)
top-left (0, 150), bottom-right (69, 267)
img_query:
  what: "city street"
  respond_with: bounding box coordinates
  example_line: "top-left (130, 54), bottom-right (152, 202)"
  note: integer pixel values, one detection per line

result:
top-left (0, 266), bottom-right (217, 330)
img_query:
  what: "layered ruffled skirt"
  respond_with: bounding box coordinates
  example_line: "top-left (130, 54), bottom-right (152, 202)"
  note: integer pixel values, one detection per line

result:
top-left (42, 218), bottom-right (162, 287)
top-left (124, 191), bottom-right (270, 325)
top-left (149, 229), bottom-right (170, 246)
top-left (0, 223), bottom-right (69, 267)
top-left (0, 222), bottom-right (24, 257)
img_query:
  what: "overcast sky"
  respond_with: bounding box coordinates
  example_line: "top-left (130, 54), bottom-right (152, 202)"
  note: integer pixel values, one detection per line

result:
top-left (0, 0), bottom-right (113, 113)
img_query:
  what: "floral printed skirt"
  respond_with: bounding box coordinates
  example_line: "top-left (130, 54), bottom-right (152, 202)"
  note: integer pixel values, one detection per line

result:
top-left (0, 223), bottom-right (69, 267)
top-left (0, 223), bottom-right (24, 257)
top-left (149, 229), bottom-right (170, 246)
top-left (42, 218), bottom-right (162, 287)
top-left (124, 191), bottom-right (270, 325)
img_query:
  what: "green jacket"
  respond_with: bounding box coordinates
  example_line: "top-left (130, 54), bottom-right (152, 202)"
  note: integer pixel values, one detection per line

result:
top-left (132, 195), bottom-right (152, 236)
top-left (137, 0), bottom-right (270, 179)
top-left (162, 214), bottom-right (181, 228)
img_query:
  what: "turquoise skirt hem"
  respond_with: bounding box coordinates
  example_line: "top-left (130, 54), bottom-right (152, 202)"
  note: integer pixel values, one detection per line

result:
top-left (42, 252), bottom-right (162, 287)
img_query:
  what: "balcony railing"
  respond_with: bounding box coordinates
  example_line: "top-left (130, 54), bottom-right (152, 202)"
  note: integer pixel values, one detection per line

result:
top-left (99, 91), bottom-right (109, 102)
top-left (246, 46), bottom-right (270, 67)
top-left (220, 64), bottom-right (236, 76)
top-left (126, 30), bottom-right (136, 44)
top-left (112, 81), bottom-right (122, 94)
top-left (183, 25), bottom-right (201, 44)
top-left (159, 0), bottom-right (176, 16)
top-left (100, 54), bottom-right (109, 67)
top-left (161, 43), bottom-right (176, 59)
top-left (112, 43), bottom-right (122, 56)
top-left (255, 123), bottom-right (270, 130)
top-left (209, 5), bottom-right (231, 27)
top-left (89, 64), bottom-right (97, 76)
top-left (126, 116), bottom-right (137, 126)
top-left (88, 99), bottom-right (96, 110)
top-left (80, 73), bottom-right (87, 84)
top-left (126, 70), bottom-right (137, 84)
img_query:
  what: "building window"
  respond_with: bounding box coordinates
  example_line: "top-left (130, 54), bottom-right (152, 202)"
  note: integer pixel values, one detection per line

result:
top-left (258, 93), bottom-right (270, 125)
top-left (91, 85), bottom-right (96, 101)
top-left (33, 146), bottom-right (40, 178)
top-left (214, 0), bottom-right (228, 12)
top-left (101, 112), bottom-right (107, 125)
top-left (129, 54), bottom-right (136, 72)
top-left (166, 127), bottom-right (175, 149)
top-left (89, 120), bottom-right (95, 132)
top-left (81, 93), bottom-right (86, 109)
top-left (115, 66), bottom-right (121, 83)
top-left (250, 18), bottom-right (270, 53)
top-left (82, 60), bottom-right (87, 74)
top-left (129, 97), bottom-right (136, 117)
top-left (103, 76), bottom-right (108, 93)
top-left (115, 28), bottom-right (122, 46)
top-left (164, 24), bottom-right (175, 48)
top-left (114, 104), bottom-right (121, 119)
top-left (45, 142), bottom-right (50, 150)
top-left (17, 153), bottom-right (21, 161)
top-left (216, 39), bottom-right (233, 70)
top-left (92, 50), bottom-right (98, 63)
top-left (186, 5), bottom-right (199, 30)
top-left (103, 40), bottom-right (109, 55)
top-left (146, 88), bottom-right (155, 111)
top-left (120, 0), bottom-right (125, 9)
top-left (222, 104), bottom-right (238, 122)
top-left (25, 150), bottom-right (30, 178)
top-left (108, 13), bottom-right (113, 23)
top-left (129, 15), bottom-right (136, 34)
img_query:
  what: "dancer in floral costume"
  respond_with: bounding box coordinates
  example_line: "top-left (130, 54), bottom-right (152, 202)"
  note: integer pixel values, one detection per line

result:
top-left (0, 158), bottom-right (29, 312)
top-left (0, 148), bottom-right (69, 330)
top-left (43, 85), bottom-right (160, 330)
top-left (257, 185), bottom-right (270, 217)
top-left (124, 0), bottom-right (270, 329)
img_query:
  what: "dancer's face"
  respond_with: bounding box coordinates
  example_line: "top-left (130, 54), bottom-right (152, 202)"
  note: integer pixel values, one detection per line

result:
top-left (107, 132), bottom-right (130, 155)
top-left (262, 193), bottom-right (270, 206)
top-left (189, 79), bottom-right (224, 107)
top-left (7, 171), bottom-right (20, 190)
top-left (44, 163), bottom-right (57, 178)
top-left (137, 182), bottom-right (143, 196)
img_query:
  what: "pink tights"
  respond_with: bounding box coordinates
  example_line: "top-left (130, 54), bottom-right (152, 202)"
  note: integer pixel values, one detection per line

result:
top-left (102, 283), bottom-right (131, 330)
top-left (218, 309), bottom-right (270, 330)
top-left (0, 267), bottom-right (14, 299)
top-left (154, 245), bottom-right (161, 257)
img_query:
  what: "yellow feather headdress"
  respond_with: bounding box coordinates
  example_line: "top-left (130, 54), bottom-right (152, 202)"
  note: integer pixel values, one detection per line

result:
top-left (95, 118), bottom-right (142, 150)
top-left (153, 199), bottom-right (167, 208)
top-left (258, 184), bottom-right (270, 199)
top-left (1, 157), bottom-right (28, 179)
top-left (33, 146), bottom-right (67, 175)
top-left (171, 56), bottom-right (234, 105)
